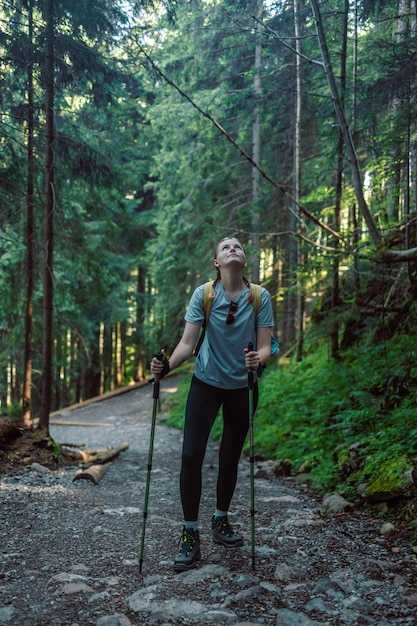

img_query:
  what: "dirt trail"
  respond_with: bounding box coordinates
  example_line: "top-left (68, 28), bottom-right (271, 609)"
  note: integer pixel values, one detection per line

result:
top-left (1, 376), bottom-right (417, 626)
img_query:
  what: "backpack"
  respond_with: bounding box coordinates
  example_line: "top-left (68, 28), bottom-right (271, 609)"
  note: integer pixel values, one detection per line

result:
top-left (194, 281), bottom-right (279, 359)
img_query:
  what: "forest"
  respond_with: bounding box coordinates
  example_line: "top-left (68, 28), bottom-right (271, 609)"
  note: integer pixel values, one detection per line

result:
top-left (1, 0), bottom-right (417, 518)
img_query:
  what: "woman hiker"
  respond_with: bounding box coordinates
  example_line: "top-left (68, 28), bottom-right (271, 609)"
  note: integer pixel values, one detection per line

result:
top-left (150, 236), bottom-right (274, 571)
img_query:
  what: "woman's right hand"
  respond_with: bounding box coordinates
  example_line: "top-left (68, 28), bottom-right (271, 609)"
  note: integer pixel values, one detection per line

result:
top-left (150, 349), bottom-right (168, 379)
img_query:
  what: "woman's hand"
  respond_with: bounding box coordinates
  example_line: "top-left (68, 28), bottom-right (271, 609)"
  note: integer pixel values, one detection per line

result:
top-left (244, 348), bottom-right (261, 372)
top-left (150, 349), bottom-right (170, 379)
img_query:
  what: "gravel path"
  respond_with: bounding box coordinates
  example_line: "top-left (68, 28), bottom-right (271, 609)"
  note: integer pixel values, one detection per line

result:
top-left (1, 377), bottom-right (417, 626)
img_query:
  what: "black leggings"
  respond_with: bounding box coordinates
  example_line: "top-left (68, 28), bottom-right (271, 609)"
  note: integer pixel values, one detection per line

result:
top-left (180, 375), bottom-right (258, 521)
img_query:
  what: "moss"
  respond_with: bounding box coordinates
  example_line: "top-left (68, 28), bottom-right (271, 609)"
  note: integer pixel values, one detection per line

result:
top-left (365, 456), bottom-right (411, 497)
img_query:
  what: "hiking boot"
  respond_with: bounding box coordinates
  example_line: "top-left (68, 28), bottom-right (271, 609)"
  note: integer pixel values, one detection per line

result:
top-left (174, 527), bottom-right (201, 571)
top-left (212, 515), bottom-right (244, 547)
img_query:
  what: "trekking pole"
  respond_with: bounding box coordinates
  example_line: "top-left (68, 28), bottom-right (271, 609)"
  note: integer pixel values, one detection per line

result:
top-left (247, 342), bottom-right (256, 570)
top-left (139, 351), bottom-right (163, 574)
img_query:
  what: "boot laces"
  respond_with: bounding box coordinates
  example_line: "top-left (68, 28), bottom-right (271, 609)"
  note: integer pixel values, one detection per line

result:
top-left (178, 528), bottom-right (197, 556)
top-left (214, 516), bottom-right (234, 536)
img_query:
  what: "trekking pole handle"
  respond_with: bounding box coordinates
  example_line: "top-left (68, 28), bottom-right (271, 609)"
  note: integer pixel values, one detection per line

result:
top-left (154, 351), bottom-right (163, 379)
top-left (247, 342), bottom-right (254, 390)
top-left (153, 351), bottom-right (163, 399)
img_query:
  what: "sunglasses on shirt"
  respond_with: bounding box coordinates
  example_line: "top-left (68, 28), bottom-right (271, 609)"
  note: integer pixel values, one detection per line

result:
top-left (226, 301), bottom-right (238, 325)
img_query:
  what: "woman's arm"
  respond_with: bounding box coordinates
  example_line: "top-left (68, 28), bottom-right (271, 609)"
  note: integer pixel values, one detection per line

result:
top-left (150, 322), bottom-right (201, 377)
top-left (245, 326), bottom-right (272, 371)
top-left (168, 322), bottom-right (201, 370)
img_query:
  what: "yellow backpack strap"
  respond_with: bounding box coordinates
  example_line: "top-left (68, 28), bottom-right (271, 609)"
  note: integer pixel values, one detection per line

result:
top-left (203, 281), bottom-right (261, 326)
top-left (250, 283), bottom-right (262, 322)
top-left (202, 281), bottom-right (215, 327)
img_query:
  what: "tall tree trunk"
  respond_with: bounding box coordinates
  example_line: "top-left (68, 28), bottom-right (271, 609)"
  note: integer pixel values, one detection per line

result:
top-left (114, 322), bottom-right (122, 387)
top-left (38, 0), bottom-right (55, 433)
top-left (251, 0), bottom-right (263, 283)
top-left (270, 238), bottom-right (279, 323)
top-left (101, 324), bottom-right (113, 394)
top-left (86, 330), bottom-right (101, 399)
top-left (54, 330), bottom-right (62, 410)
top-left (134, 265), bottom-right (146, 381)
top-left (282, 251), bottom-right (297, 350)
top-left (281, 1), bottom-right (300, 351)
top-left (412, 0), bottom-right (417, 212)
top-left (23, 0), bottom-right (34, 427)
top-left (331, 0), bottom-right (348, 359)
top-left (351, 1), bottom-right (361, 303)
top-left (293, 0), bottom-right (304, 362)
top-left (309, 0), bottom-right (382, 245)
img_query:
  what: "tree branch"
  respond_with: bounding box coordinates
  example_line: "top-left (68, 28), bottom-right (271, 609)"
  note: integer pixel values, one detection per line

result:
top-left (136, 42), bottom-right (344, 244)
top-left (379, 246), bottom-right (417, 262)
top-left (252, 14), bottom-right (324, 68)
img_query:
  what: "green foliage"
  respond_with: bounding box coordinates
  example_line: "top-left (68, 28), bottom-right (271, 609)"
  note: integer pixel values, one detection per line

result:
top-left (4, 404), bottom-right (22, 419)
top-left (256, 336), bottom-right (417, 495)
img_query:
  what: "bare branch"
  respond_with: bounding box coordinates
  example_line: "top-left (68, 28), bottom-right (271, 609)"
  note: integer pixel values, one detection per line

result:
top-left (380, 246), bottom-right (417, 262)
top-left (135, 42), bottom-right (345, 245)
top-left (252, 14), bottom-right (324, 68)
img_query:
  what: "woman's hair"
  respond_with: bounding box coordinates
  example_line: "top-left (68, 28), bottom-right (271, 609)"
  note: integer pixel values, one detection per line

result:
top-left (211, 237), bottom-right (254, 302)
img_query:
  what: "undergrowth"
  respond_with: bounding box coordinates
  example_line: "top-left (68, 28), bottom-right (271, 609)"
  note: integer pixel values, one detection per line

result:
top-left (165, 334), bottom-right (417, 505)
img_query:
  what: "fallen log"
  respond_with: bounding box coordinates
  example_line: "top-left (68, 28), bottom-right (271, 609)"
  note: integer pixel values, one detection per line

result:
top-left (71, 442), bottom-right (129, 484)
top-left (50, 420), bottom-right (112, 427)
top-left (73, 446), bottom-right (109, 461)
top-left (73, 462), bottom-right (112, 485)
top-left (77, 441), bottom-right (129, 466)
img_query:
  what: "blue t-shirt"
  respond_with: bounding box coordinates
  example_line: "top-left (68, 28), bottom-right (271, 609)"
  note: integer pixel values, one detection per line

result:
top-left (185, 282), bottom-right (274, 389)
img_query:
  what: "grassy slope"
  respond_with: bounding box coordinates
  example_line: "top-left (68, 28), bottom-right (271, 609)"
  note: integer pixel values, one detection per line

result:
top-left (166, 334), bottom-right (417, 508)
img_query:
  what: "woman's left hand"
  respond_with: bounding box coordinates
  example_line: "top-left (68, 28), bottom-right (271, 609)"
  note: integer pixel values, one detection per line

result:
top-left (244, 348), bottom-right (261, 372)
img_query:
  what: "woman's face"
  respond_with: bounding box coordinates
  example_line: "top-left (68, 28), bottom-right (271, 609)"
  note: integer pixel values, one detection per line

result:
top-left (214, 238), bottom-right (247, 269)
